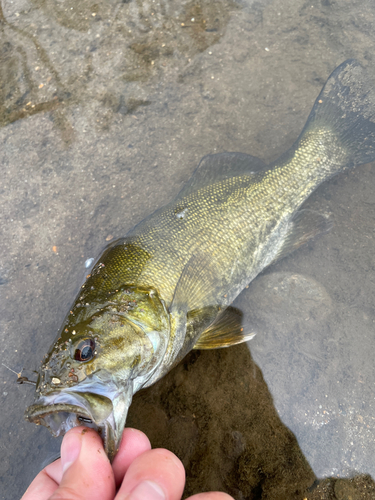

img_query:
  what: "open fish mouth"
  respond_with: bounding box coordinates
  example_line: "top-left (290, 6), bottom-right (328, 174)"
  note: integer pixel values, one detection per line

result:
top-left (25, 402), bottom-right (99, 434)
top-left (25, 391), bottom-right (118, 460)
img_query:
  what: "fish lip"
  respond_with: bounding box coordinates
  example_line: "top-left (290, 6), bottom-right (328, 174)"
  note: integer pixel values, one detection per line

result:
top-left (25, 402), bottom-right (98, 438)
top-left (25, 391), bottom-right (118, 460)
top-left (25, 401), bottom-right (93, 427)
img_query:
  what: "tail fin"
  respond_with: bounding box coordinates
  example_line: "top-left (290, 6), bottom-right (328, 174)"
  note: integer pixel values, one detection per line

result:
top-left (300, 59), bottom-right (375, 169)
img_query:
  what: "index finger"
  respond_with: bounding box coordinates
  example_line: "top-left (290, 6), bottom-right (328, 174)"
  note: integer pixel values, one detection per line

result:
top-left (112, 428), bottom-right (151, 488)
top-left (115, 448), bottom-right (185, 500)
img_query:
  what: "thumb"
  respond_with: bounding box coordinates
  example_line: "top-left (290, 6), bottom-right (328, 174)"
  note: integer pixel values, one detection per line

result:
top-left (49, 427), bottom-right (115, 500)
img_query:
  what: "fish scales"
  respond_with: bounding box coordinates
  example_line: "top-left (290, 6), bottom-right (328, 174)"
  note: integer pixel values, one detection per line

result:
top-left (121, 128), bottom-right (345, 308)
top-left (25, 59), bottom-right (375, 460)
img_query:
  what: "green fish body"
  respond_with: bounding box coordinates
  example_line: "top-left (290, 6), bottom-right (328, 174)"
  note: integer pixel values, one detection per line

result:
top-left (26, 60), bottom-right (375, 459)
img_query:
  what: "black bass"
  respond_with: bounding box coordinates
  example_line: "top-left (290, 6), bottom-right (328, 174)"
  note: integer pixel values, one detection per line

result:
top-left (26, 60), bottom-right (375, 459)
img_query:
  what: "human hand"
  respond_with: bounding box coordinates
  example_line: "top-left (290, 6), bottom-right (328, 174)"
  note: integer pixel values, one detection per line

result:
top-left (22, 426), bottom-right (233, 500)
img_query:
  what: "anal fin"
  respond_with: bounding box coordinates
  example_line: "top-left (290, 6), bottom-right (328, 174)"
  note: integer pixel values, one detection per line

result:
top-left (274, 209), bottom-right (333, 264)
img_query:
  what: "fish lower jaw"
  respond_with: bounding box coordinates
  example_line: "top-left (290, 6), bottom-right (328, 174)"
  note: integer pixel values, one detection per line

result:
top-left (25, 387), bottom-right (130, 461)
top-left (25, 400), bottom-right (119, 460)
top-left (25, 402), bottom-right (100, 437)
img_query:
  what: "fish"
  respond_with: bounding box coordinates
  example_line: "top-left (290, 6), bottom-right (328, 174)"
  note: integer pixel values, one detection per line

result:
top-left (25, 59), bottom-right (375, 460)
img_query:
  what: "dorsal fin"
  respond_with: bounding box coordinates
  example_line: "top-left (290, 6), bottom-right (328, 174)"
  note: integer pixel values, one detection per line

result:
top-left (176, 152), bottom-right (266, 199)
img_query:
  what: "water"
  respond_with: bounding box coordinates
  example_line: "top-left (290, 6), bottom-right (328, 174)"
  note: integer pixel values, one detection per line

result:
top-left (0, 0), bottom-right (374, 498)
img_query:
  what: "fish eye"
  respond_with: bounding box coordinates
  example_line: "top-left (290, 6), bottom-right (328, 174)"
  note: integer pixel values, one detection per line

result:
top-left (74, 339), bottom-right (95, 362)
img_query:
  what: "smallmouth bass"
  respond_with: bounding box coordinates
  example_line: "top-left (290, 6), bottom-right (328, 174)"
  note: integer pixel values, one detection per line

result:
top-left (26, 60), bottom-right (375, 460)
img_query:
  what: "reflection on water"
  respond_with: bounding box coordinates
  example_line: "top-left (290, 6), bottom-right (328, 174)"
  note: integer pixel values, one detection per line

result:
top-left (0, 0), bottom-right (375, 499)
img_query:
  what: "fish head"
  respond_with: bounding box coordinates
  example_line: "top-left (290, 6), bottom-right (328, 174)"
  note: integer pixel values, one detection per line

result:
top-left (25, 286), bottom-right (170, 460)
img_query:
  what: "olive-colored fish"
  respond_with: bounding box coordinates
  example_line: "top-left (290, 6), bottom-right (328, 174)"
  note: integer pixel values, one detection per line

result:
top-left (26, 60), bottom-right (375, 459)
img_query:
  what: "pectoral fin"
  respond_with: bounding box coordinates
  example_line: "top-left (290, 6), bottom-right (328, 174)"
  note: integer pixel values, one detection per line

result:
top-left (170, 252), bottom-right (222, 313)
top-left (167, 253), bottom-right (222, 369)
top-left (193, 306), bottom-right (256, 349)
top-left (273, 209), bottom-right (333, 264)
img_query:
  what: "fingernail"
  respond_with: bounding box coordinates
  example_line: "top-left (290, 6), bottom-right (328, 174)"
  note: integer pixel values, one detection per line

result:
top-left (61, 431), bottom-right (82, 474)
top-left (129, 480), bottom-right (166, 500)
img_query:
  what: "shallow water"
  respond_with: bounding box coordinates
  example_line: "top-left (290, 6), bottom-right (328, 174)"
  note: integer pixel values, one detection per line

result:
top-left (0, 0), bottom-right (374, 498)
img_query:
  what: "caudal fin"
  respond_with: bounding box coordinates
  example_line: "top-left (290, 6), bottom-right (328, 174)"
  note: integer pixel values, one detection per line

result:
top-left (300, 59), bottom-right (375, 170)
